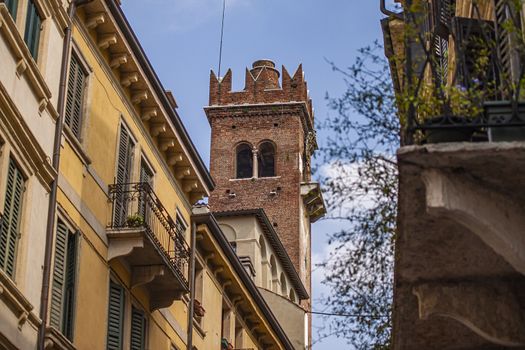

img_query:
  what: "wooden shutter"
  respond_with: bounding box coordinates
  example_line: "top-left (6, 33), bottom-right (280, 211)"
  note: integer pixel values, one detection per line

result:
top-left (5, 0), bottom-right (18, 19)
top-left (106, 282), bottom-right (125, 350)
top-left (494, 0), bottom-right (522, 93)
top-left (114, 127), bottom-right (134, 226)
top-left (65, 54), bottom-right (86, 139)
top-left (130, 307), bottom-right (146, 350)
top-left (0, 159), bottom-right (24, 278)
top-left (137, 161), bottom-right (153, 219)
top-left (23, 0), bottom-right (41, 60)
top-left (50, 220), bottom-right (78, 340)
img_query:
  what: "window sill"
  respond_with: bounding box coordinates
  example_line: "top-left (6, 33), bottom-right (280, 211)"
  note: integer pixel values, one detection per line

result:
top-left (193, 318), bottom-right (206, 339)
top-left (229, 176), bottom-right (281, 182)
top-left (63, 126), bottom-right (92, 166)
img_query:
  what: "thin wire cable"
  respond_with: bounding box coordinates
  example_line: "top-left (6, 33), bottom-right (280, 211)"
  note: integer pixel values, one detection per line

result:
top-left (308, 310), bottom-right (389, 319)
top-left (218, 0), bottom-right (226, 79)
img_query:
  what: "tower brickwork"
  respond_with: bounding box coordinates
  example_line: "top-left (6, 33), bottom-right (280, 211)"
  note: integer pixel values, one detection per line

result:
top-left (205, 60), bottom-right (319, 317)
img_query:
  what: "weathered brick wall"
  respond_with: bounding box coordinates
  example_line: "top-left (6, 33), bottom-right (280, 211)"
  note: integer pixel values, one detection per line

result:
top-left (208, 108), bottom-right (305, 273)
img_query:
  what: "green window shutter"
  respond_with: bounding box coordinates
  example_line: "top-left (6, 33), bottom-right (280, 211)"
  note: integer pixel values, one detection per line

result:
top-left (106, 281), bottom-right (125, 350)
top-left (5, 0), bottom-right (18, 19)
top-left (114, 127), bottom-right (134, 226)
top-left (50, 221), bottom-right (78, 341)
top-left (65, 55), bottom-right (86, 139)
top-left (24, 0), bottom-right (41, 60)
top-left (50, 221), bottom-right (68, 330)
top-left (0, 159), bottom-right (24, 278)
top-left (130, 307), bottom-right (146, 350)
top-left (137, 161), bottom-right (153, 218)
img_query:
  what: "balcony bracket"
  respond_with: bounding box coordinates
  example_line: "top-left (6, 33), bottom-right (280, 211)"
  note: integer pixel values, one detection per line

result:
top-left (106, 229), bottom-right (145, 261)
top-left (131, 265), bottom-right (166, 288)
top-left (413, 282), bottom-right (525, 347)
top-left (423, 169), bottom-right (525, 275)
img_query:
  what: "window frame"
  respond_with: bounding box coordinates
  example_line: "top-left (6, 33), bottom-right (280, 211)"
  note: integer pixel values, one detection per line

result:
top-left (49, 216), bottom-right (79, 341)
top-left (257, 141), bottom-right (276, 178)
top-left (234, 142), bottom-right (254, 179)
top-left (64, 48), bottom-right (91, 142)
top-left (23, 0), bottom-right (42, 60)
top-left (0, 156), bottom-right (26, 279)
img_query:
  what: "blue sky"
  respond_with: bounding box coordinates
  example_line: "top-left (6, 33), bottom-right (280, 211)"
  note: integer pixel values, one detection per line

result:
top-left (121, 1), bottom-right (384, 348)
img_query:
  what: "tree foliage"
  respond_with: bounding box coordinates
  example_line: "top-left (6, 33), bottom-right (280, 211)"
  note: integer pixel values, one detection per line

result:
top-left (316, 41), bottom-right (399, 350)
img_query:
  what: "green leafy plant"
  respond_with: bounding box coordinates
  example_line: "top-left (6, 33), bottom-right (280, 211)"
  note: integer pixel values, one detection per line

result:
top-left (126, 213), bottom-right (144, 227)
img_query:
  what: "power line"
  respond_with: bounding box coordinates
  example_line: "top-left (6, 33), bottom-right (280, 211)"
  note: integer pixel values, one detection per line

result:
top-left (217, 0), bottom-right (226, 79)
top-left (308, 310), bottom-right (389, 319)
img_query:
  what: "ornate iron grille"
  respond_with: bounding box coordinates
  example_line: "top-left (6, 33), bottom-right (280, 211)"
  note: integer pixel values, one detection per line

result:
top-left (399, 0), bottom-right (525, 145)
top-left (108, 182), bottom-right (190, 286)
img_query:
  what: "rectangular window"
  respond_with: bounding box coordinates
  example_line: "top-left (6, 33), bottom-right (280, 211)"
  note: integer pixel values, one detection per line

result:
top-left (65, 54), bottom-right (88, 140)
top-left (24, 0), bottom-right (41, 60)
top-left (50, 219), bottom-right (78, 341)
top-left (114, 126), bottom-right (134, 226)
top-left (0, 158), bottom-right (25, 278)
top-left (106, 281), bottom-right (125, 350)
top-left (5, 0), bottom-right (18, 19)
top-left (130, 307), bottom-right (147, 350)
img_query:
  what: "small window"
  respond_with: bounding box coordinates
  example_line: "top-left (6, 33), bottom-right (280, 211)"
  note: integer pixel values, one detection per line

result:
top-left (235, 143), bottom-right (253, 179)
top-left (258, 142), bottom-right (275, 177)
top-left (24, 0), bottom-right (41, 60)
top-left (65, 53), bottom-right (88, 140)
top-left (5, 0), bottom-right (18, 19)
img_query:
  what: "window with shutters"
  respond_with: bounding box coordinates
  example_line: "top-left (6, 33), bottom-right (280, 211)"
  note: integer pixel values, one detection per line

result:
top-left (113, 126), bottom-right (135, 226)
top-left (106, 281), bottom-right (125, 350)
top-left (494, 0), bottom-right (522, 96)
top-left (5, 0), bottom-right (18, 19)
top-left (65, 53), bottom-right (88, 140)
top-left (24, 0), bottom-right (41, 60)
top-left (137, 159), bottom-right (153, 220)
top-left (130, 306), bottom-right (147, 350)
top-left (0, 158), bottom-right (25, 278)
top-left (50, 219), bottom-right (78, 341)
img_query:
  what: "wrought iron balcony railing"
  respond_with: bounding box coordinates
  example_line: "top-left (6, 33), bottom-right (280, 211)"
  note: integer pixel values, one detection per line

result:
top-left (389, 0), bottom-right (525, 145)
top-left (108, 182), bottom-right (190, 286)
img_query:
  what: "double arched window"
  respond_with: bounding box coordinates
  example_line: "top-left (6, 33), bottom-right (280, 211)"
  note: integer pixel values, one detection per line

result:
top-left (235, 141), bottom-right (276, 179)
top-left (236, 143), bottom-right (253, 179)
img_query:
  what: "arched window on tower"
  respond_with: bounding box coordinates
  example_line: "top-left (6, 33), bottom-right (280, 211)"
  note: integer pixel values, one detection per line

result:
top-left (258, 142), bottom-right (275, 177)
top-left (236, 143), bottom-right (253, 179)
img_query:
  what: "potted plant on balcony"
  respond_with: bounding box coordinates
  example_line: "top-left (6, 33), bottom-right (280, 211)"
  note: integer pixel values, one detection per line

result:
top-left (193, 299), bottom-right (206, 320)
top-left (126, 213), bottom-right (144, 227)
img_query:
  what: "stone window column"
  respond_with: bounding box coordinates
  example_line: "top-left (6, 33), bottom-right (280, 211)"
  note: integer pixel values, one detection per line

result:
top-left (252, 148), bottom-right (258, 178)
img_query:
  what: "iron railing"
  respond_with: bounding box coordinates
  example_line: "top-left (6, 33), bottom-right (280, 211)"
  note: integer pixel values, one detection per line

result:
top-left (108, 182), bottom-right (190, 287)
top-left (393, 0), bottom-right (525, 145)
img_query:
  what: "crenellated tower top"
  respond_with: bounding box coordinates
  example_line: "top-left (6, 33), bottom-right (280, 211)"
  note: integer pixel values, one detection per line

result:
top-left (208, 60), bottom-right (314, 131)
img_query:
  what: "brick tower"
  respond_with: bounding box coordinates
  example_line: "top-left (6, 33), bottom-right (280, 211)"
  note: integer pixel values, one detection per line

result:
top-left (205, 59), bottom-right (325, 312)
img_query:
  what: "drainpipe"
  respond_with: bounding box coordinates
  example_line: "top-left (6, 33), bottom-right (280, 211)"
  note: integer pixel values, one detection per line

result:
top-left (37, 1), bottom-right (93, 349)
top-left (187, 221), bottom-right (197, 350)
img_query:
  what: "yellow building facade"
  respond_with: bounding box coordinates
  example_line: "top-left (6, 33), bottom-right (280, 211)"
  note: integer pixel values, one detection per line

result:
top-left (1, 0), bottom-right (297, 350)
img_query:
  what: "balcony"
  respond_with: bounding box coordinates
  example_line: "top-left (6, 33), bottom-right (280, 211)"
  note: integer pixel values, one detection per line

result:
top-left (382, 0), bottom-right (525, 348)
top-left (107, 182), bottom-right (190, 310)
